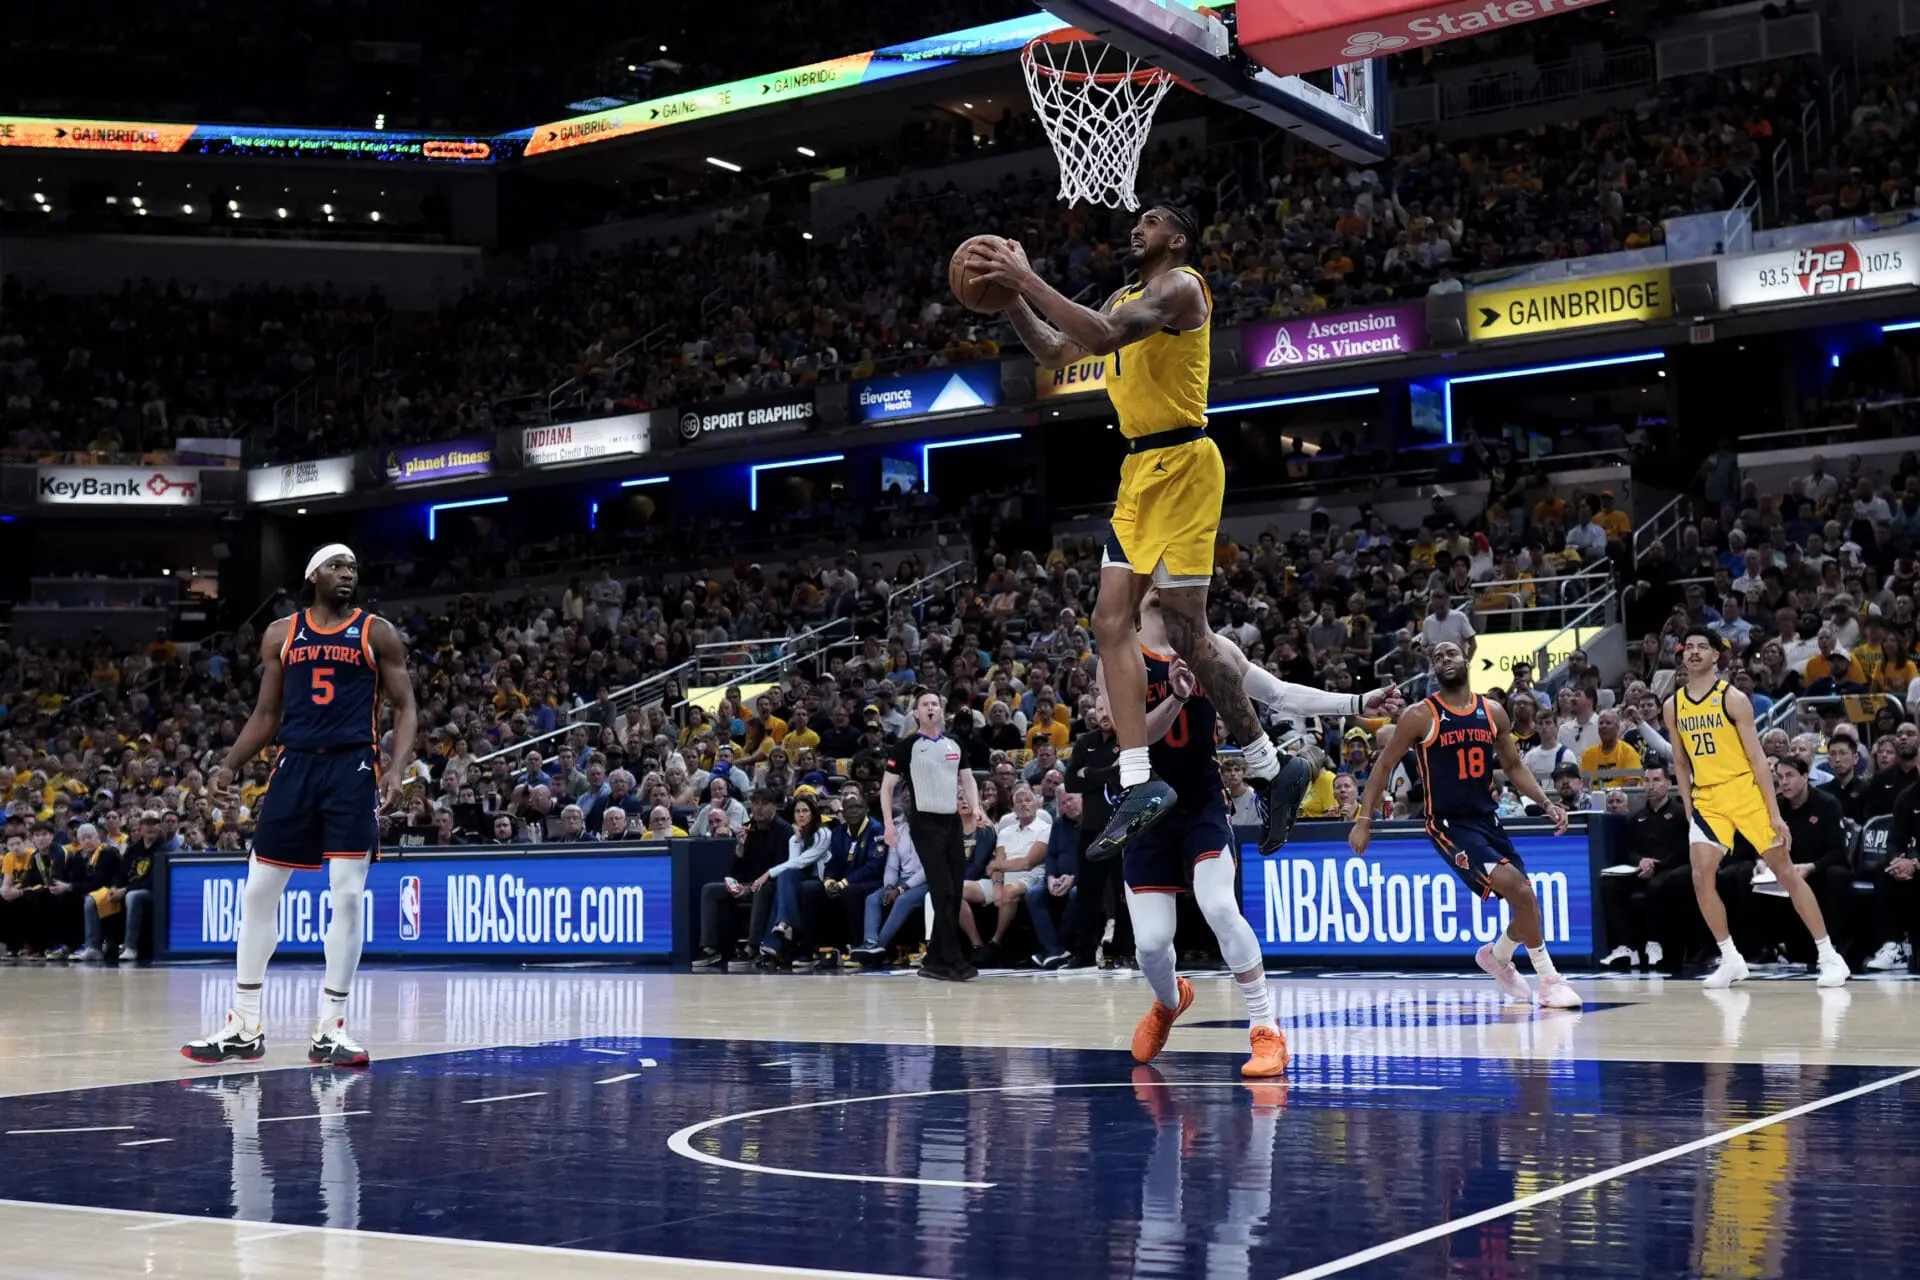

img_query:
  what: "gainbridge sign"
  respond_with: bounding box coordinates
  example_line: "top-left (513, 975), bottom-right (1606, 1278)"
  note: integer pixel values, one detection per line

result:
top-left (1466, 269), bottom-right (1671, 342)
top-left (1235, 0), bottom-right (1611, 77)
top-left (1464, 627), bottom-right (1597, 695)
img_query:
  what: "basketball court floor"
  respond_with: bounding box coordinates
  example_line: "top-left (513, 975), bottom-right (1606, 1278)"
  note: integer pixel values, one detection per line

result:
top-left (3, 964), bottom-right (1918, 1279)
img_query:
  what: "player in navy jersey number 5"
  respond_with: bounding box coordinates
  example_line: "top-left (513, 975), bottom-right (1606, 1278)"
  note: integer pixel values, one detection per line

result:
top-left (1353, 641), bottom-right (1581, 1009)
top-left (184, 544), bottom-right (418, 1068)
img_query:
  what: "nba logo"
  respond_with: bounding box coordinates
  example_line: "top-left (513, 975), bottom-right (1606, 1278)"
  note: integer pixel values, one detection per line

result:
top-left (398, 876), bottom-right (422, 942)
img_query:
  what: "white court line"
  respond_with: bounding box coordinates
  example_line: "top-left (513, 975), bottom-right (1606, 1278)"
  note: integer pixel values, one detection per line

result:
top-left (119, 1138), bottom-right (174, 1148)
top-left (461, 1091), bottom-right (547, 1105)
top-left (583, 1048), bottom-right (628, 1056)
top-left (1281, 1066), bottom-right (1920, 1280)
top-left (235, 1225), bottom-right (305, 1243)
top-left (759, 1060), bottom-right (793, 1067)
top-left (6, 1125), bottom-right (136, 1135)
top-left (596, 1073), bottom-right (643, 1086)
top-left (669, 1078), bottom-right (1439, 1189)
top-left (640, 1058), bottom-right (658, 1068)
top-left (259, 1110), bottom-right (370, 1124)
top-left (0, 1197), bottom-right (922, 1279)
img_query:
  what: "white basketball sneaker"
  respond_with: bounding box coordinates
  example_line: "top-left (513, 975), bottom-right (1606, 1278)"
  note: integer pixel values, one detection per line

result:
top-left (1702, 950), bottom-right (1750, 990)
top-left (1816, 951), bottom-right (1851, 989)
top-left (1537, 977), bottom-right (1584, 1009)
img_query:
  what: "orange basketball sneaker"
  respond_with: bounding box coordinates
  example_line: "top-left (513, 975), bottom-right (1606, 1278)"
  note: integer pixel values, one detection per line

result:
top-left (1243, 1024), bottom-right (1289, 1077)
top-left (1131, 977), bottom-right (1194, 1063)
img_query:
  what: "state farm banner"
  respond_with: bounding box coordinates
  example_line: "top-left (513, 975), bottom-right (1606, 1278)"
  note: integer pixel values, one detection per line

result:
top-left (522, 413), bottom-right (652, 468)
top-left (1235, 0), bottom-right (1610, 77)
top-left (39, 466), bottom-right (200, 506)
top-left (1241, 303), bottom-right (1427, 372)
top-left (1717, 233), bottom-right (1920, 309)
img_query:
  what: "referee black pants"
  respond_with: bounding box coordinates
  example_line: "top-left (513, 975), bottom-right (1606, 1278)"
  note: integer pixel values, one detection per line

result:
top-left (1072, 835), bottom-right (1133, 963)
top-left (910, 813), bottom-right (968, 968)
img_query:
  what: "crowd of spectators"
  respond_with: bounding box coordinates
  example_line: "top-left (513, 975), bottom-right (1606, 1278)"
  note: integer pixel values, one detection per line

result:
top-left (9, 30), bottom-right (1905, 465)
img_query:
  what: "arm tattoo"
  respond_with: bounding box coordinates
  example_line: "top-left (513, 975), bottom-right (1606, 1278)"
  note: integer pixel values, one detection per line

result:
top-left (1007, 298), bottom-right (1071, 368)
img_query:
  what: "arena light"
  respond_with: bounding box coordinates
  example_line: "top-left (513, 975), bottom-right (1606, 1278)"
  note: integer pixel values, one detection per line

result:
top-left (620, 475), bottom-right (670, 488)
top-left (749, 453), bottom-right (844, 511)
top-left (1442, 351), bottom-right (1665, 443)
top-left (705, 156), bottom-right (742, 172)
top-left (795, 146), bottom-right (816, 157)
top-left (921, 432), bottom-right (1022, 492)
top-left (426, 494), bottom-right (508, 540)
top-left (1209, 386), bottom-right (1380, 413)
top-left (589, 500), bottom-right (599, 531)
top-left (1881, 320), bottom-right (1920, 333)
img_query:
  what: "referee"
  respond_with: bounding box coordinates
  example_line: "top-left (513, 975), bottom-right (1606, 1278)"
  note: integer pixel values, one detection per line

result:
top-left (881, 689), bottom-right (981, 982)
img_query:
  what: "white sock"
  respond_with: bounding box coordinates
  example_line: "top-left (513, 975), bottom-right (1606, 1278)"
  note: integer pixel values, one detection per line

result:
top-left (1240, 735), bottom-right (1279, 782)
top-left (319, 988), bottom-right (349, 1034)
top-left (1718, 936), bottom-right (1741, 960)
top-left (233, 985), bottom-right (263, 1029)
top-left (1237, 973), bottom-right (1278, 1032)
top-left (1529, 944), bottom-right (1561, 983)
top-left (1492, 931), bottom-right (1518, 963)
top-left (1119, 746), bottom-right (1151, 789)
top-left (1815, 935), bottom-right (1839, 961)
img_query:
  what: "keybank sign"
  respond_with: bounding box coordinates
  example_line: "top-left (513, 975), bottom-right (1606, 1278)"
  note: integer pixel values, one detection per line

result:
top-left (1237, 831), bottom-right (1593, 958)
top-left (38, 466), bottom-right (201, 506)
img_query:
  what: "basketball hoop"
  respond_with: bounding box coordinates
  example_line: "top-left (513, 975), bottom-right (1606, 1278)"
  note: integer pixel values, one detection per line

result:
top-left (1022, 32), bottom-right (1175, 212)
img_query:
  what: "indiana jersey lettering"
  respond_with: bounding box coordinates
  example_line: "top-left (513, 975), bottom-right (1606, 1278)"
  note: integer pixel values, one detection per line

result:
top-left (278, 608), bottom-right (381, 750)
top-left (1105, 265), bottom-right (1211, 439)
top-left (1415, 694), bottom-right (1499, 819)
top-left (1672, 679), bottom-right (1749, 788)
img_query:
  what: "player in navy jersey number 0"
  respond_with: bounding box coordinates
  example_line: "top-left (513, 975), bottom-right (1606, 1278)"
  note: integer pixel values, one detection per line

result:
top-left (1353, 641), bottom-right (1581, 1009)
top-left (184, 544), bottom-right (418, 1067)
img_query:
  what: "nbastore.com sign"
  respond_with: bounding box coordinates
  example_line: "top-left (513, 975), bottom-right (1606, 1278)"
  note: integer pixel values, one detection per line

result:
top-left (675, 392), bottom-right (815, 445)
top-left (39, 466), bottom-right (201, 506)
top-left (1717, 234), bottom-right (1920, 309)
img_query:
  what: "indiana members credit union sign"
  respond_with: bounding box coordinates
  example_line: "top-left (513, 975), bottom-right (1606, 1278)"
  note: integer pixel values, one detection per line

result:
top-left (1717, 233), bottom-right (1920, 308)
top-left (39, 466), bottom-right (200, 506)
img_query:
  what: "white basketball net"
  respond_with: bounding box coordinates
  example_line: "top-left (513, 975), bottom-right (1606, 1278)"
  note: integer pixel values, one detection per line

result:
top-left (1022, 37), bottom-right (1175, 211)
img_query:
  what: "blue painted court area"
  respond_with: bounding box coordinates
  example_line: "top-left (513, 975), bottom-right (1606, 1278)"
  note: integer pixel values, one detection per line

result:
top-left (3, 1036), bottom-right (1917, 1279)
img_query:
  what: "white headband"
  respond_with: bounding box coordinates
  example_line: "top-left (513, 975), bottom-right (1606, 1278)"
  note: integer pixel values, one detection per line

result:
top-left (305, 543), bottom-right (356, 581)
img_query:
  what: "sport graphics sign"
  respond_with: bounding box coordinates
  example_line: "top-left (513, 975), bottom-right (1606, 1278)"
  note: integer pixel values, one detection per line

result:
top-left (1717, 234), bottom-right (1920, 309)
top-left (522, 413), bottom-right (652, 467)
top-left (1236, 0), bottom-right (1612, 78)
top-left (850, 364), bottom-right (1001, 423)
top-left (1467, 268), bottom-right (1670, 341)
top-left (384, 437), bottom-right (494, 486)
top-left (167, 851), bottom-right (674, 958)
top-left (38, 466), bottom-right (200, 506)
top-left (676, 392), bottom-right (815, 445)
top-left (246, 455), bottom-right (355, 505)
top-left (1242, 303), bottom-right (1427, 371)
top-left (1239, 827), bottom-right (1593, 958)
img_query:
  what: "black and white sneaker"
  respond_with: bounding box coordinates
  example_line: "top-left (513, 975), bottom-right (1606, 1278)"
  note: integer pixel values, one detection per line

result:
top-left (309, 1021), bottom-right (370, 1068)
top-left (1252, 756), bottom-right (1315, 855)
top-left (181, 1011), bottom-right (266, 1064)
top-left (691, 949), bottom-right (727, 970)
top-left (1087, 778), bottom-right (1178, 861)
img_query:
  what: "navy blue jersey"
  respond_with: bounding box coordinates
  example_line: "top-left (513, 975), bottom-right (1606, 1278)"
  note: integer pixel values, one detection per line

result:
top-left (1415, 692), bottom-right (1500, 821)
top-left (1145, 646), bottom-right (1220, 806)
top-left (278, 608), bottom-right (382, 750)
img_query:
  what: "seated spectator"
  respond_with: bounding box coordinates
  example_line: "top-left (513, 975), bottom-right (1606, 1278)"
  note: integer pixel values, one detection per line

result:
top-left (961, 783), bottom-right (1051, 965)
top-left (1026, 789), bottom-right (1081, 968)
top-left (826, 786), bottom-right (889, 950)
top-left (692, 776), bottom-right (747, 834)
top-left (850, 822), bottom-right (928, 966)
top-left (760, 793), bottom-right (835, 965)
top-left (693, 789), bottom-right (790, 970)
top-left (554, 804), bottom-right (588, 842)
top-left (1553, 763), bottom-right (1601, 813)
top-left (597, 808), bottom-right (635, 842)
top-left (1580, 712), bottom-right (1643, 789)
top-left (643, 806), bottom-right (687, 839)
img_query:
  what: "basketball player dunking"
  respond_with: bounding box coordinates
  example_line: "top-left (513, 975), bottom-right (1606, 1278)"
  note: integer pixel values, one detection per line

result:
top-left (185, 545), bottom-right (418, 1065)
top-left (974, 216), bottom-right (1309, 862)
top-left (1353, 641), bottom-right (1582, 1008)
top-left (1120, 591), bottom-right (1404, 1078)
top-left (1665, 627), bottom-right (1849, 988)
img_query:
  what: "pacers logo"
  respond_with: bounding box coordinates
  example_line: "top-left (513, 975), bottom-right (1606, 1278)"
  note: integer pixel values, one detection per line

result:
top-left (398, 875), bottom-right (422, 941)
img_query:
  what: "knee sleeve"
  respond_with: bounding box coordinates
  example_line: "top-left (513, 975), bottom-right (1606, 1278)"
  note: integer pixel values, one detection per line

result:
top-left (1124, 886), bottom-right (1179, 956)
top-left (237, 857), bottom-right (294, 985)
top-left (324, 856), bottom-right (370, 993)
top-left (1193, 852), bottom-right (1262, 974)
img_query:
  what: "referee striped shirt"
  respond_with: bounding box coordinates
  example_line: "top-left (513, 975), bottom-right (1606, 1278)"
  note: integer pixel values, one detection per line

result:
top-left (885, 733), bottom-right (963, 815)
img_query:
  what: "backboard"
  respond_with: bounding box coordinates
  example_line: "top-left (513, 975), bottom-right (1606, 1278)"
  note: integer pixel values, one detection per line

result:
top-left (1032, 0), bottom-right (1392, 161)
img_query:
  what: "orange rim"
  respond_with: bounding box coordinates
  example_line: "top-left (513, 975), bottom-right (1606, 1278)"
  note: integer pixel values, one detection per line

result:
top-left (1022, 33), bottom-right (1175, 86)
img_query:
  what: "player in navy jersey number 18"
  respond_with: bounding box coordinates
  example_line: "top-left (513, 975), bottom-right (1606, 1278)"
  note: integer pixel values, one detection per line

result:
top-left (184, 544), bottom-right (418, 1067)
top-left (1353, 641), bottom-right (1580, 1008)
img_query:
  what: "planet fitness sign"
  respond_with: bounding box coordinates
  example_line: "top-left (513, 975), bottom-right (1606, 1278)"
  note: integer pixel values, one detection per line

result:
top-left (1242, 303), bottom-right (1427, 372)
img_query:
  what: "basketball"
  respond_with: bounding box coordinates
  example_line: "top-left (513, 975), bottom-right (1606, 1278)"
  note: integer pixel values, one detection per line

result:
top-left (949, 235), bottom-right (1017, 313)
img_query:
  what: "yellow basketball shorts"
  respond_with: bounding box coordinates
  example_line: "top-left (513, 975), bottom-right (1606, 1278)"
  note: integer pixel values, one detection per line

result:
top-left (1104, 435), bottom-right (1224, 587)
top-left (1688, 779), bottom-right (1779, 855)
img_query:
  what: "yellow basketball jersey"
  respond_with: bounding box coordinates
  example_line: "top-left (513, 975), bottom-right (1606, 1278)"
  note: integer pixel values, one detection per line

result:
top-left (1104, 265), bottom-right (1210, 440)
top-left (1673, 679), bottom-right (1750, 788)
